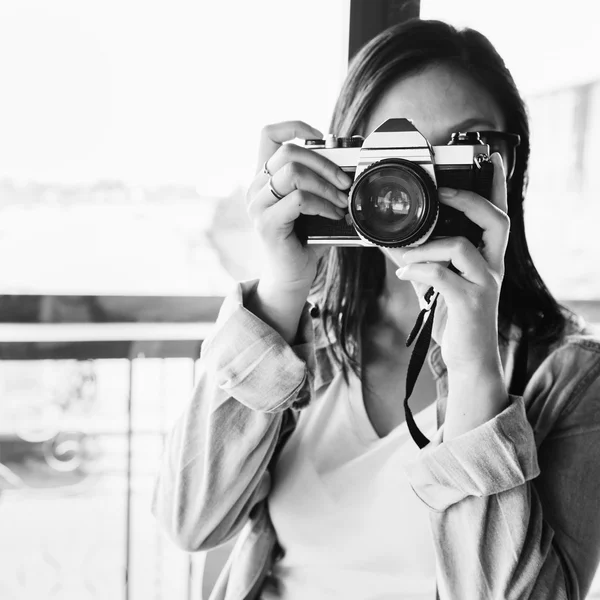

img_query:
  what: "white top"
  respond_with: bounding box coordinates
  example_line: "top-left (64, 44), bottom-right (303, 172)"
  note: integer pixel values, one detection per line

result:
top-left (262, 370), bottom-right (439, 600)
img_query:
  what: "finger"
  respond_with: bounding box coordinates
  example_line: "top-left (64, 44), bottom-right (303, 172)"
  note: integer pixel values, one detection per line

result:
top-left (402, 237), bottom-right (492, 285)
top-left (381, 247), bottom-right (406, 269)
top-left (490, 152), bottom-right (508, 213)
top-left (396, 262), bottom-right (469, 304)
top-left (267, 142), bottom-right (352, 191)
top-left (437, 169), bottom-right (509, 273)
top-left (247, 138), bottom-right (352, 206)
top-left (248, 163), bottom-right (348, 218)
top-left (257, 190), bottom-right (346, 238)
top-left (256, 121), bottom-right (323, 174)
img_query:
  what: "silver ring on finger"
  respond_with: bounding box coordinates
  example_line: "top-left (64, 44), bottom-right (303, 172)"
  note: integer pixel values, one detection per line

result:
top-left (263, 159), bottom-right (273, 177)
top-left (268, 176), bottom-right (285, 200)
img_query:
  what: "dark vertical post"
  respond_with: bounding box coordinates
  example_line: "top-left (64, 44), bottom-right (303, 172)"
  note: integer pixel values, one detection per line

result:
top-left (348, 0), bottom-right (420, 61)
top-left (125, 358), bottom-right (134, 600)
top-left (186, 557), bottom-right (194, 600)
top-left (186, 358), bottom-right (194, 600)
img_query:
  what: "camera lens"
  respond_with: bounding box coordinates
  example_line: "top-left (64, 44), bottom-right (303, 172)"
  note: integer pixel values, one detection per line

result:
top-left (349, 159), bottom-right (438, 247)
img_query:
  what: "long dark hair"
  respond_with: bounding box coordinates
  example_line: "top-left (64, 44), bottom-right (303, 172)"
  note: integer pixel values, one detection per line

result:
top-left (312, 18), bottom-right (569, 376)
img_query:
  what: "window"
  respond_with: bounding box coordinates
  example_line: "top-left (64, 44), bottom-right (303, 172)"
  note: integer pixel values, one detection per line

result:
top-left (0, 0), bottom-right (349, 295)
top-left (0, 3), bottom-right (350, 599)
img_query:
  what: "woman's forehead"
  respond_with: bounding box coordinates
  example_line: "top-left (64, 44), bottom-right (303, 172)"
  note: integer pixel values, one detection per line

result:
top-left (364, 64), bottom-right (506, 144)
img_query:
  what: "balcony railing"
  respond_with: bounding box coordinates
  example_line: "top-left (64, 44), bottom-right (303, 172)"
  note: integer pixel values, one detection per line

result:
top-left (0, 317), bottom-right (218, 600)
top-left (1, 296), bottom-right (599, 600)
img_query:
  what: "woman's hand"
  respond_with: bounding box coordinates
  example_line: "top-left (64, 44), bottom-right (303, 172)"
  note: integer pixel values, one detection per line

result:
top-left (247, 121), bottom-right (352, 287)
top-left (244, 121), bottom-right (352, 344)
top-left (394, 153), bottom-right (511, 438)
top-left (396, 153), bottom-right (508, 372)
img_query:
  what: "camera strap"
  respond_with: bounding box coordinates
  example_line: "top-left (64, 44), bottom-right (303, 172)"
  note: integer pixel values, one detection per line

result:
top-left (404, 285), bottom-right (438, 449)
top-left (403, 286), bottom-right (530, 449)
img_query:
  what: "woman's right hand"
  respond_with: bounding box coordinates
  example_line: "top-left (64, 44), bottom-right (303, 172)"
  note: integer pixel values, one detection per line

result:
top-left (246, 120), bottom-right (353, 288)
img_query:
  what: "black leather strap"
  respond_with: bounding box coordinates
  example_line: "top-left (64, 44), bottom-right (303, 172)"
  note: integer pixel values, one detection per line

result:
top-left (404, 288), bottom-right (438, 449)
top-left (508, 330), bottom-right (529, 397)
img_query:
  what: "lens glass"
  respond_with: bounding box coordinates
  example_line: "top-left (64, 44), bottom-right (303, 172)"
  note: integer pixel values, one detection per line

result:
top-left (352, 164), bottom-right (429, 242)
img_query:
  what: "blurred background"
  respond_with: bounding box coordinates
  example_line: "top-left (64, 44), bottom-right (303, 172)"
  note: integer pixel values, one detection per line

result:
top-left (0, 0), bottom-right (599, 598)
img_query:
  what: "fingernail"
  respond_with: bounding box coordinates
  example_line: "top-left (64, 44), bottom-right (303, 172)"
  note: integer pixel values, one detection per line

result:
top-left (337, 170), bottom-right (353, 189)
top-left (335, 206), bottom-right (346, 218)
top-left (491, 152), bottom-right (504, 168)
top-left (336, 190), bottom-right (348, 207)
top-left (438, 187), bottom-right (457, 197)
top-left (396, 267), bottom-right (407, 278)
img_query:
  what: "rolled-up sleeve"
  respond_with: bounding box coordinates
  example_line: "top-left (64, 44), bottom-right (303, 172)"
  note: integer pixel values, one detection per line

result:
top-left (404, 340), bottom-right (600, 599)
top-left (202, 280), bottom-right (316, 412)
top-left (152, 280), bottom-right (316, 552)
top-left (406, 397), bottom-right (540, 512)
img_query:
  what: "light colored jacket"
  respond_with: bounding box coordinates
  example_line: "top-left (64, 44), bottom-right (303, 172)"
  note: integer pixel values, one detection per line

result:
top-left (152, 280), bottom-right (600, 600)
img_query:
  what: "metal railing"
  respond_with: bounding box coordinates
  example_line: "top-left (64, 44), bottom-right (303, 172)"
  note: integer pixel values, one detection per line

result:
top-left (0, 320), bottom-right (214, 600)
top-left (1, 298), bottom-right (599, 599)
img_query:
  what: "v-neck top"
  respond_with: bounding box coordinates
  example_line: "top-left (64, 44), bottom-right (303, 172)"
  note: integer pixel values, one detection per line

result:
top-left (263, 370), bottom-right (438, 599)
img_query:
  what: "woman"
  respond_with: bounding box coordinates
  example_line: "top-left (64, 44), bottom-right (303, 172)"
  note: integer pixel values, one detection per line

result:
top-left (153, 19), bottom-right (600, 599)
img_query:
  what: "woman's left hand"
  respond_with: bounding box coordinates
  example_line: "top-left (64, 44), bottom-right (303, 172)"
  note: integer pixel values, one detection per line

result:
top-left (385, 153), bottom-right (510, 438)
top-left (395, 152), bottom-right (509, 377)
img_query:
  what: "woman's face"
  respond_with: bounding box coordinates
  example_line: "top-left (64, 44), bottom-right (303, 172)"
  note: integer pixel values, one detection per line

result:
top-left (363, 62), bottom-right (507, 275)
top-left (364, 62), bottom-right (506, 148)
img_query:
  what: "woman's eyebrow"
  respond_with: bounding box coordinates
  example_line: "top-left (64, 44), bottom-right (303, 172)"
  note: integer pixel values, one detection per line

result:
top-left (449, 117), bottom-right (499, 131)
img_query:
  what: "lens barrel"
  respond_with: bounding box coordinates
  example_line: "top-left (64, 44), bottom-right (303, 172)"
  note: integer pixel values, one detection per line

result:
top-left (349, 158), bottom-right (438, 248)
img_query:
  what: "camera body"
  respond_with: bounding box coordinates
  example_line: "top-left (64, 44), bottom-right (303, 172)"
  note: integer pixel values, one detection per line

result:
top-left (294, 118), bottom-right (494, 248)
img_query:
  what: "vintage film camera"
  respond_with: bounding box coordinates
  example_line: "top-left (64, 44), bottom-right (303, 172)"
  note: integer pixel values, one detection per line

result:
top-left (294, 118), bottom-right (494, 248)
